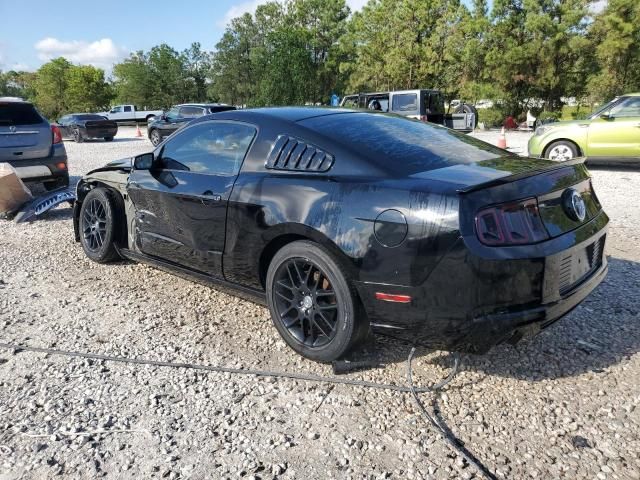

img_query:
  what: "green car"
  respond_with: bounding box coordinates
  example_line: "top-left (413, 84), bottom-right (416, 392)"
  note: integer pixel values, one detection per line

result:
top-left (528, 93), bottom-right (640, 163)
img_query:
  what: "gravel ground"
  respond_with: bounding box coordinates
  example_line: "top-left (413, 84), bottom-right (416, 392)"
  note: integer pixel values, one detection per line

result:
top-left (0, 126), bottom-right (639, 480)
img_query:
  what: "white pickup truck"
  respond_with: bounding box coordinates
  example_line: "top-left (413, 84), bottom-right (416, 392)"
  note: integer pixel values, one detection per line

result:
top-left (98, 105), bottom-right (163, 124)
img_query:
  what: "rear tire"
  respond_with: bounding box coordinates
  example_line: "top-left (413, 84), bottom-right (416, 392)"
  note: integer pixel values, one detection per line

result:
top-left (266, 241), bottom-right (366, 362)
top-left (104, 136), bottom-right (114, 142)
top-left (79, 188), bottom-right (120, 263)
top-left (545, 140), bottom-right (578, 161)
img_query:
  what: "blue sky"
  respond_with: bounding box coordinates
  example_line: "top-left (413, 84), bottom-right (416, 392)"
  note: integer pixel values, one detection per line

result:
top-left (0, 0), bottom-right (368, 74)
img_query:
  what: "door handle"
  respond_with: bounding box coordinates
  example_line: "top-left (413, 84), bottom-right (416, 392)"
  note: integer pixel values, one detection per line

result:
top-left (201, 191), bottom-right (221, 205)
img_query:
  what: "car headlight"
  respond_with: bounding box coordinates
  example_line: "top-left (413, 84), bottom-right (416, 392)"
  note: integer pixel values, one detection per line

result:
top-left (535, 126), bottom-right (550, 136)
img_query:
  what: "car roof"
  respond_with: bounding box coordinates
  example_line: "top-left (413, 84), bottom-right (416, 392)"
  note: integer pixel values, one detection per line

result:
top-left (177, 103), bottom-right (232, 108)
top-left (624, 93), bottom-right (640, 97)
top-left (0, 97), bottom-right (29, 103)
top-left (214, 107), bottom-right (355, 123)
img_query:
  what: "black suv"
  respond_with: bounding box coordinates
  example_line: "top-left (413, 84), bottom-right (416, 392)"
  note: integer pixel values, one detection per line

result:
top-left (147, 103), bottom-right (236, 146)
top-left (0, 98), bottom-right (68, 190)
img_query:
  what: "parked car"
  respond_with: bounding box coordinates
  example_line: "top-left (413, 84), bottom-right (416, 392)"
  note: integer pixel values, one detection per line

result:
top-left (98, 105), bottom-right (163, 124)
top-left (56, 114), bottom-right (118, 143)
top-left (339, 89), bottom-right (478, 132)
top-left (0, 97), bottom-right (68, 191)
top-left (147, 103), bottom-right (236, 146)
top-left (73, 107), bottom-right (608, 362)
top-left (528, 93), bottom-right (640, 162)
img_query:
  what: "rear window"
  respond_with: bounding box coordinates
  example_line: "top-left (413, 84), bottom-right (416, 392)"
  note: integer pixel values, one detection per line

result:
top-left (209, 106), bottom-right (237, 113)
top-left (0, 102), bottom-right (44, 126)
top-left (300, 113), bottom-right (507, 174)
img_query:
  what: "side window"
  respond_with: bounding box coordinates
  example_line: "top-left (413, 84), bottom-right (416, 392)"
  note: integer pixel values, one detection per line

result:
top-left (124, 105), bottom-right (132, 113)
top-left (166, 107), bottom-right (180, 119)
top-left (111, 106), bottom-right (122, 113)
top-left (159, 122), bottom-right (256, 176)
top-left (610, 97), bottom-right (640, 117)
top-left (391, 94), bottom-right (418, 113)
top-left (179, 106), bottom-right (205, 118)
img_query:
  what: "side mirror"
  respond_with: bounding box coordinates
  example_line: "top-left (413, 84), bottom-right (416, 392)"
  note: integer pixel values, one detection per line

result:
top-left (133, 152), bottom-right (154, 170)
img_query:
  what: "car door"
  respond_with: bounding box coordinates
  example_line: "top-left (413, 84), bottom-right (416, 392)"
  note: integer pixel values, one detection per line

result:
top-left (159, 106), bottom-right (183, 137)
top-left (109, 106), bottom-right (125, 122)
top-left (587, 96), bottom-right (640, 159)
top-left (126, 120), bottom-right (257, 277)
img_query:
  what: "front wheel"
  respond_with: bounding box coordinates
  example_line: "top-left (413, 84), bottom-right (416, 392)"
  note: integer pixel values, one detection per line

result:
top-left (266, 241), bottom-right (367, 362)
top-left (79, 188), bottom-right (120, 263)
top-left (149, 129), bottom-right (162, 146)
top-left (545, 140), bottom-right (578, 162)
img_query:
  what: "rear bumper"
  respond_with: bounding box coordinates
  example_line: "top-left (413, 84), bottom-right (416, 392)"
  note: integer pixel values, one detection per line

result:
top-left (83, 126), bottom-right (118, 138)
top-left (5, 144), bottom-right (68, 186)
top-left (355, 212), bottom-right (609, 353)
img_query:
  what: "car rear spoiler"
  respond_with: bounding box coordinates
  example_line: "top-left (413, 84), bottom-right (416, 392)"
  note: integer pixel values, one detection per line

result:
top-left (456, 157), bottom-right (587, 194)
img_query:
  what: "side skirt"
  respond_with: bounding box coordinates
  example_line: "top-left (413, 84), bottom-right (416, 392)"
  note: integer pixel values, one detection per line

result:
top-left (117, 247), bottom-right (267, 306)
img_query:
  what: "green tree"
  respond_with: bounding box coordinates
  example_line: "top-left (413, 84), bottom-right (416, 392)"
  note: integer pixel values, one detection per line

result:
top-left (587, 0), bottom-right (640, 101)
top-left (33, 58), bottom-right (72, 119)
top-left (182, 42), bottom-right (212, 102)
top-left (65, 65), bottom-right (113, 113)
top-left (112, 51), bottom-right (155, 108)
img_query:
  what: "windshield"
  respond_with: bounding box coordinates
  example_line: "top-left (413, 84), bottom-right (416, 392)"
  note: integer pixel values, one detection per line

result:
top-left (588, 97), bottom-right (621, 119)
top-left (300, 112), bottom-right (508, 175)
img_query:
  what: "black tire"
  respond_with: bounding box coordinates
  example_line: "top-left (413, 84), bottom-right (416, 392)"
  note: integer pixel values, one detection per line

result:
top-left (149, 129), bottom-right (162, 146)
top-left (73, 128), bottom-right (84, 143)
top-left (104, 136), bottom-right (114, 142)
top-left (266, 240), bottom-right (367, 362)
top-left (545, 140), bottom-right (578, 162)
top-left (79, 188), bottom-right (120, 263)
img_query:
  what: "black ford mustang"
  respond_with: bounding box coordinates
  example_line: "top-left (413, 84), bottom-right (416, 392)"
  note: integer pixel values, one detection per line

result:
top-left (73, 108), bottom-right (608, 362)
top-left (57, 114), bottom-right (118, 143)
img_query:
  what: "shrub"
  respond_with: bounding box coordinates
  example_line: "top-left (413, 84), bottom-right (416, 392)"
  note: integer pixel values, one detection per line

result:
top-left (538, 111), bottom-right (560, 124)
top-left (478, 107), bottom-right (504, 128)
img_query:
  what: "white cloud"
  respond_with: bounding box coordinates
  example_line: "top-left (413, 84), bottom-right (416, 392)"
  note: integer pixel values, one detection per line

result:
top-left (218, 0), bottom-right (367, 27)
top-left (218, 0), bottom-right (265, 27)
top-left (34, 37), bottom-right (127, 69)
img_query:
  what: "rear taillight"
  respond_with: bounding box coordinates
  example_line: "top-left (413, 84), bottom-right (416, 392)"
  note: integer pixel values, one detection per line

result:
top-left (52, 125), bottom-right (62, 144)
top-left (475, 198), bottom-right (549, 246)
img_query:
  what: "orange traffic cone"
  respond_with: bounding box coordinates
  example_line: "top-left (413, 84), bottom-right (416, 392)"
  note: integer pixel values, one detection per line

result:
top-left (135, 124), bottom-right (143, 138)
top-left (497, 127), bottom-right (507, 149)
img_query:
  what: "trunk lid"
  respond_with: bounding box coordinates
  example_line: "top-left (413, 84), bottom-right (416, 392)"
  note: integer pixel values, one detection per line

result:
top-left (456, 158), bottom-right (601, 239)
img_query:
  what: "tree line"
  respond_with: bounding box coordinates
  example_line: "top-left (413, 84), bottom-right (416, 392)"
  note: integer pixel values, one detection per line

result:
top-left (1, 0), bottom-right (638, 121)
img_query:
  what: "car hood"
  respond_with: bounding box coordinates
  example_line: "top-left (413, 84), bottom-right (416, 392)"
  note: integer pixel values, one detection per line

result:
top-left (410, 155), bottom-right (584, 192)
top-left (542, 118), bottom-right (590, 128)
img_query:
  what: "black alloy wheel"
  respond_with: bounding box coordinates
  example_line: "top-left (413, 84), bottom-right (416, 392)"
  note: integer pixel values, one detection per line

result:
top-left (82, 197), bottom-right (107, 251)
top-left (273, 258), bottom-right (339, 348)
top-left (79, 188), bottom-right (120, 263)
top-left (266, 241), bottom-right (368, 362)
